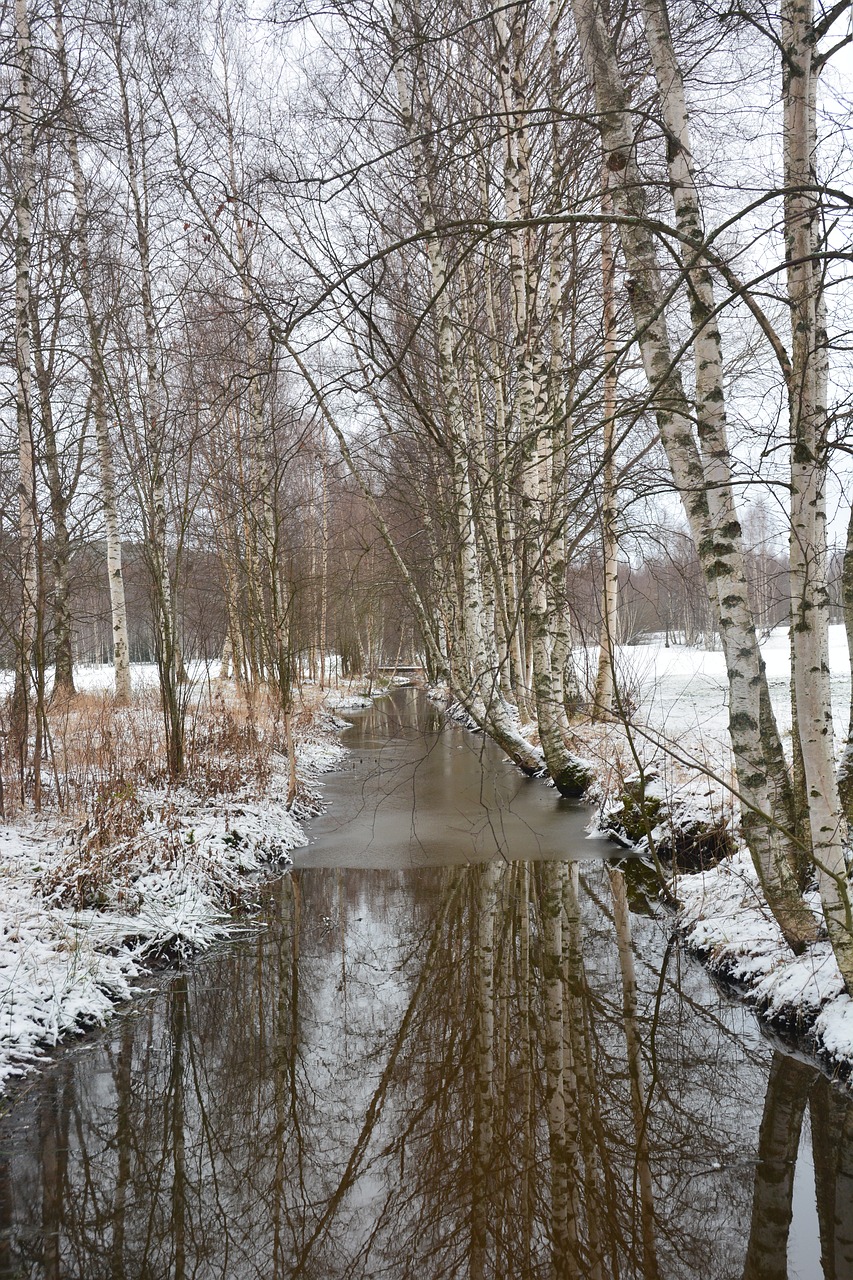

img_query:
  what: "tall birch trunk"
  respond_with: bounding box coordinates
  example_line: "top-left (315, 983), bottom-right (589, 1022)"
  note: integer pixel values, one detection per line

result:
top-left (782, 0), bottom-right (853, 979)
top-left (388, 2), bottom-right (544, 773)
top-left (592, 182), bottom-right (619, 719)
top-left (570, 0), bottom-right (818, 952)
top-left (113, 15), bottom-right (182, 768)
top-left (219, 38), bottom-right (291, 706)
top-left (12, 0), bottom-right (38, 758)
top-left (494, 10), bottom-right (590, 795)
top-left (53, 0), bottom-right (131, 705)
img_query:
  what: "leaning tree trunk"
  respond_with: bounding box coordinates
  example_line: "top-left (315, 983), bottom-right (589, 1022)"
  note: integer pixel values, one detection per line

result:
top-left (570, 0), bottom-right (818, 954)
top-left (638, 0), bottom-right (802, 857)
top-left (641, 0), bottom-right (853, 966)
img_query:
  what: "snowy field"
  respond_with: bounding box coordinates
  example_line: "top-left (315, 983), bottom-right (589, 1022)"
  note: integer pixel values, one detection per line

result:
top-left (617, 623), bottom-right (851, 754)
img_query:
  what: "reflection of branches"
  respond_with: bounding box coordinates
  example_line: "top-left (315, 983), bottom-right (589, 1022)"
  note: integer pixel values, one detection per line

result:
top-left (289, 870), bottom-right (465, 1278)
top-left (6, 845), bottom-right (853, 1279)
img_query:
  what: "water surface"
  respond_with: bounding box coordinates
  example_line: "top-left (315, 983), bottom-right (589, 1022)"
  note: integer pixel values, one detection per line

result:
top-left (0, 691), bottom-right (850, 1279)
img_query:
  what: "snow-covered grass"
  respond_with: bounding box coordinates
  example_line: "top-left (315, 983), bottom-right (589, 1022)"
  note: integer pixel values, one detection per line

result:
top-left (0, 671), bottom-right (363, 1094)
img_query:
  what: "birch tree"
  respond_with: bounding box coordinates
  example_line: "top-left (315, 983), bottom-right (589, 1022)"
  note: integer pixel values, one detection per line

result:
top-left (568, 0), bottom-right (826, 957)
top-left (10, 0), bottom-right (38, 762)
top-left (52, 0), bottom-right (132, 705)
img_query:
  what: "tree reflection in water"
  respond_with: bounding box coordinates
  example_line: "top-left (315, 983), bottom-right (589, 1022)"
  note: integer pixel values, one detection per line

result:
top-left (0, 860), bottom-right (851, 1279)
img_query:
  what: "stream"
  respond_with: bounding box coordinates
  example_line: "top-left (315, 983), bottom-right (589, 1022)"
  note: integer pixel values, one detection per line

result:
top-left (0, 689), bottom-right (850, 1278)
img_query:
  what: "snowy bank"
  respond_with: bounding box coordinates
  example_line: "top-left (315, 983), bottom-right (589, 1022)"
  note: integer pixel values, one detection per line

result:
top-left (574, 627), bottom-right (853, 1079)
top-left (675, 849), bottom-right (853, 1078)
top-left (0, 716), bottom-right (346, 1095)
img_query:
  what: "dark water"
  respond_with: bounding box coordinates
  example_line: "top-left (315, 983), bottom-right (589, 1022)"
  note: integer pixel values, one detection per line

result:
top-left (0, 691), bottom-right (851, 1279)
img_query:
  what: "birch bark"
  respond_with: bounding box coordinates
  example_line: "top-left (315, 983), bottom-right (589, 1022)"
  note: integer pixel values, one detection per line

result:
top-left (219, 36), bottom-right (291, 704)
top-left (782, 0), bottom-right (853, 979)
top-left (388, 1), bottom-right (545, 772)
top-left (53, 0), bottom-right (131, 705)
top-left (112, 15), bottom-right (182, 769)
top-left (592, 183), bottom-right (619, 719)
top-left (30, 303), bottom-right (75, 696)
top-left (570, 0), bottom-right (817, 951)
top-left (493, 9), bottom-right (591, 794)
top-left (12, 0), bottom-right (38, 753)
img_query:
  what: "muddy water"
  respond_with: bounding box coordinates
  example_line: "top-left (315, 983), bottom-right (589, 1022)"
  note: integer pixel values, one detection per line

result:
top-left (0, 691), bottom-right (850, 1279)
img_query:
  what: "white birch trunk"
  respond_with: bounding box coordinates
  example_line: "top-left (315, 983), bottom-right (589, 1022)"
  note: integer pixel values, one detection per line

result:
top-left (570, 0), bottom-right (817, 951)
top-left (389, 3), bottom-right (543, 772)
top-left (494, 10), bottom-right (590, 794)
top-left (53, 0), bottom-right (131, 705)
top-left (112, 17), bottom-right (181, 766)
top-left (782, 0), bottom-right (853, 981)
top-left (12, 0), bottom-right (37, 743)
top-left (593, 183), bottom-right (619, 719)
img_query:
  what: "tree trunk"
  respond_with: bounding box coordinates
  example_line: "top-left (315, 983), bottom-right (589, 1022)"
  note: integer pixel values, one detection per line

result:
top-left (53, 0), bottom-right (132, 705)
top-left (570, 0), bottom-right (818, 953)
top-left (592, 182), bottom-right (619, 719)
top-left (782, 0), bottom-right (853, 981)
top-left (30, 302), bottom-right (75, 697)
top-left (12, 0), bottom-right (38, 763)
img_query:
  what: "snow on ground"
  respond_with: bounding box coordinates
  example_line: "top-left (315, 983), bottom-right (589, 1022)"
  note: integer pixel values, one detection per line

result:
top-left (675, 852), bottom-right (853, 1074)
top-left (605, 625), bottom-right (853, 1079)
top-left (0, 701), bottom-right (346, 1095)
top-left (617, 624), bottom-right (851, 750)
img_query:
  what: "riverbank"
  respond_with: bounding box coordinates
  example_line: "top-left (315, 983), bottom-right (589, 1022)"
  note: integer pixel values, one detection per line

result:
top-left (0, 673), bottom-right (374, 1094)
top-left (435, 626), bottom-right (853, 1082)
top-left (571, 627), bottom-right (853, 1083)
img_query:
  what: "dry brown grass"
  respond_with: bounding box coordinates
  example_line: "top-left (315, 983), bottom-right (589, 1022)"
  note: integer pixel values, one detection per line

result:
top-left (0, 678), bottom-right (325, 824)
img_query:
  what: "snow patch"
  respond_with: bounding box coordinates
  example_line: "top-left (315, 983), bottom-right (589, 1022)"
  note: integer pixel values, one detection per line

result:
top-left (0, 729), bottom-right (344, 1094)
top-left (677, 850), bottom-right (853, 1075)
